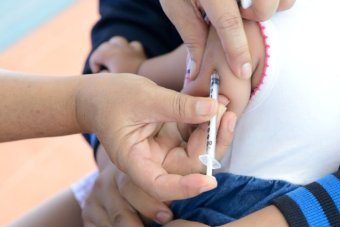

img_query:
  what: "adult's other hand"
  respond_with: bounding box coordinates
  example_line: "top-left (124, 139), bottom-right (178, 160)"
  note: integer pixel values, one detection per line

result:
top-left (160, 0), bottom-right (295, 80)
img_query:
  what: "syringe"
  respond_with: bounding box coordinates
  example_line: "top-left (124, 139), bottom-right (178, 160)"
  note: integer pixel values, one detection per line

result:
top-left (199, 71), bottom-right (221, 176)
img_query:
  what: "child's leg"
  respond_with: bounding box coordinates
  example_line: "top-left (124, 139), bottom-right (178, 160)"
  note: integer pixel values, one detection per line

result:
top-left (9, 171), bottom-right (98, 227)
top-left (9, 189), bottom-right (83, 227)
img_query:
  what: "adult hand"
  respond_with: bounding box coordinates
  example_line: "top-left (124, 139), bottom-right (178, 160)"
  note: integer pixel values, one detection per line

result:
top-left (76, 74), bottom-right (220, 202)
top-left (83, 100), bottom-right (235, 226)
top-left (113, 110), bottom-right (235, 222)
top-left (160, 0), bottom-right (295, 80)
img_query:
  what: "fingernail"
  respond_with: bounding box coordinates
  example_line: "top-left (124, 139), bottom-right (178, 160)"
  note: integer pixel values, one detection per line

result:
top-left (218, 95), bottom-right (230, 106)
top-left (186, 55), bottom-right (191, 76)
top-left (217, 105), bottom-right (227, 126)
top-left (218, 105), bottom-right (227, 114)
top-left (241, 0), bottom-right (252, 9)
top-left (196, 100), bottom-right (216, 116)
top-left (156, 211), bottom-right (173, 224)
top-left (199, 177), bottom-right (217, 193)
top-left (241, 62), bottom-right (252, 79)
top-left (184, 57), bottom-right (191, 88)
top-left (217, 105), bottom-right (227, 119)
top-left (189, 60), bottom-right (196, 79)
top-left (228, 117), bottom-right (237, 132)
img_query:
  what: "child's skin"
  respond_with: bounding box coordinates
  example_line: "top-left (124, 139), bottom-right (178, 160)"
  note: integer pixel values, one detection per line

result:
top-left (86, 20), bottom-right (266, 226)
top-left (90, 20), bottom-right (265, 117)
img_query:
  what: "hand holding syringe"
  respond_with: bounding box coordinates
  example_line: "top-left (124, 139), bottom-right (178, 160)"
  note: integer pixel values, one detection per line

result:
top-left (199, 71), bottom-right (221, 176)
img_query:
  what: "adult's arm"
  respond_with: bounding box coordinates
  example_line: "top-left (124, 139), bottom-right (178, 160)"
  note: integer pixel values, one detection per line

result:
top-left (0, 69), bottom-right (83, 141)
top-left (1, 70), bottom-right (221, 200)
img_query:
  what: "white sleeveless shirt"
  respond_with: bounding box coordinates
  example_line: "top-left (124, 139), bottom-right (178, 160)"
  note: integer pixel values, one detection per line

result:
top-left (218, 0), bottom-right (340, 185)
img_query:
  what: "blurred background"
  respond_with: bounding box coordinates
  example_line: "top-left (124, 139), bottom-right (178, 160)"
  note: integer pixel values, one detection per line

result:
top-left (0, 0), bottom-right (98, 225)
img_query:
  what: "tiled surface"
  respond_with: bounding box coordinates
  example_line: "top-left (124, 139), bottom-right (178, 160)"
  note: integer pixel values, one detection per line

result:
top-left (0, 0), bottom-right (98, 225)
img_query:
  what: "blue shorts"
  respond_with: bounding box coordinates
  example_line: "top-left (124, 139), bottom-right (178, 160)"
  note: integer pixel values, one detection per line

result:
top-left (149, 172), bottom-right (298, 226)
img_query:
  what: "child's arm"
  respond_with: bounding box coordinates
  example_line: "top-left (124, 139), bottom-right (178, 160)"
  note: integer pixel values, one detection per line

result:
top-left (182, 20), bottom-right (264, 117)
top-left (90, 20), bottom-right (264, 118)
top-left (137, 45), bottom-right (187, 91)
top-left (163, 205), bottom-right (287, 227)
top-left (9, 189), bottom-right (83, 227)
top-left (89, 36), bottom-right (187, 91)
top-left (162, 206), bottom-right (289, 227)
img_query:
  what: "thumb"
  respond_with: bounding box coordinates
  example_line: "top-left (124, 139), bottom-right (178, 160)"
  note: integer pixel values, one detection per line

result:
top-left (150, 86), bottom-right (218, 125)
top-left (89, 56), bottom-right (101, 73)
top-left (89, 51), bottom-right (105, 73)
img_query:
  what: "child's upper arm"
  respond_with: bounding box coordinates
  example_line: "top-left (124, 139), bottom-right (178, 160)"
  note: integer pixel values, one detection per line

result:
top-left (182, 20), bottom-right (264, 117)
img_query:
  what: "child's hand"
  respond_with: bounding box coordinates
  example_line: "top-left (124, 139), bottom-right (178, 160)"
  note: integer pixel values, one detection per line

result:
top-left (89, 36), bottom-right (146, 74)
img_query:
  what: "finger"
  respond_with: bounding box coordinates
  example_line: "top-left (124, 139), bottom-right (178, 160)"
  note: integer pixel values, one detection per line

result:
top-left (215, 111), bottom-right (237, 160)
top-left (89, 62), bottom-right (101, 73)
top-left (130, 41), bottom-right (144, 52)
top-left (89, 43), bottom-right (111, 73)
top-left (167, 106), bottom-right (231, 174)
top-left (161, 122), bottom-right (209, 174)
top-left (149, 85), bottom-right (219, 124)
top-left (160, 0), bottom-right (208, 80)
top-left (180, 66), bottom-right (226, 142)
top-left (109, 36), bottom-right (129, 46)
top-left (185, 104), bottom-right (227, 161)
top-left (240, 0), bottom-right (279, 21)
top-left (126, 152), bottom-right (217, 201)
top-left (102, 170), bottom-right (144, 227)
top-left (118, 175), bottom-right (174, 225)
top-left (108, 209), bottom-right (144, 227)
top-left (200, 0), bottom-right (252, 80)
top-left (89, 52), bottom-right (103, 73)
top-left (178, 62), bottom-right (213, 142)
top-left (82, 202), bottom-right (111, 227)
top-left (218, 95), bottom-right (230, 106)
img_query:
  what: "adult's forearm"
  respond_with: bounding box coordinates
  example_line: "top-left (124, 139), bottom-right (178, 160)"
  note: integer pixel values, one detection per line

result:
top-left (0, 70), bottom-right (82, 142)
